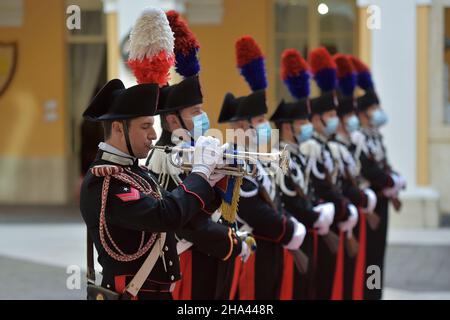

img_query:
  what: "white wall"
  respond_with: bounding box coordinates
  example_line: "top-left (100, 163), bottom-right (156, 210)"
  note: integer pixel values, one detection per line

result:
top-left (369, 0), bottom-right (417, 191)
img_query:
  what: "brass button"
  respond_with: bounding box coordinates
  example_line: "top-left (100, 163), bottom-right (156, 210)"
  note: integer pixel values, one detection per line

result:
top-left (164, 246), bottom-right (169, 251)
top-left (171, 275), bottom-right (175, 281)
top-left (169, 260), bottom-right (173, 266)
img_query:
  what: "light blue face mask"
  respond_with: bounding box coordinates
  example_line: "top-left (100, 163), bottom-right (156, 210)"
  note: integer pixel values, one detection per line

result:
top-left (296, 123), bottom-right (314, 143)
top-left (190, 112), bottom-right (210, 138)
top-left (371, 109), bottom-right (388, 128)
top-left (256, 121), bottom-right (272, 143)
top-left (324, 116), bottom-right (339, 136)
top-left (345, 115), bottom-right (360, 133)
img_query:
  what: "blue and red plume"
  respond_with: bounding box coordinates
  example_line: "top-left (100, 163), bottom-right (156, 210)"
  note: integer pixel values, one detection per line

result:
top-left (166, 10), bottom-right (200, 78)
top-left (281, 49), bottom-right (311, 100)
top-left (235, 36), bottom-right (267, 91)
top-left (333, 53), bottom-right (356, 96)
top-left (348, 55), bottom-right (374, 91)
top-left (308, 47), bottom-right (337, 92)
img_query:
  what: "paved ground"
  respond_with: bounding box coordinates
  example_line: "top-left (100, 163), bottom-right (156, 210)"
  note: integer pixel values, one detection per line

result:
top-left (1, 207), bottom-right (449, 300)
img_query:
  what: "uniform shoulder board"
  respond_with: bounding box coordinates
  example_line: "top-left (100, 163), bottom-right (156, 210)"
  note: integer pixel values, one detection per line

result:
top-left (240, 176), bottom-right (259, 198)
top-left (91, 165), bottom-right (123, 177)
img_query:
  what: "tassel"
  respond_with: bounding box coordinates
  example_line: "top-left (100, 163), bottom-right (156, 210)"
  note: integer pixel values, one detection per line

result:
top-left (219, 176), bottom-right (242, 223)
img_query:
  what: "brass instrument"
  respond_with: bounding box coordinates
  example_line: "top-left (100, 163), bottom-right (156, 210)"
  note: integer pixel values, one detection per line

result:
top-left (149, 144), bottom-right (290, 177)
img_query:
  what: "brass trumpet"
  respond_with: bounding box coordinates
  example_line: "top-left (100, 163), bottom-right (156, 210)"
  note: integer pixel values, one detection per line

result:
top-left (149, 144), bottom-right (290, 177)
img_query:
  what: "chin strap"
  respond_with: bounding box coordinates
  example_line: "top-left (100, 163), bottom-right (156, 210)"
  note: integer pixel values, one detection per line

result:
top-left (175, 111), bottom-right (194, 144)
top-left (290, 123), bottom-right (299, 144)
top-left (122, 120), bottom-right (135, 158)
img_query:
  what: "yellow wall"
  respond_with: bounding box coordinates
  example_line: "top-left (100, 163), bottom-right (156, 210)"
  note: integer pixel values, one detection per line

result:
top-left (417, 5), bottom-right (430, 186)
top-left (0, 0), bottom-right (67, 157)
top-left (357, 5), bottom-right (371, 67)
top-left (190, 0), bottom-right (273, 131)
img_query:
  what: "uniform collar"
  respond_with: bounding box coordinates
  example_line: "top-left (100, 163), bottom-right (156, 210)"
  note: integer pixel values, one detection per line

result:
top-left (98, 142), bottom-right (136, 166)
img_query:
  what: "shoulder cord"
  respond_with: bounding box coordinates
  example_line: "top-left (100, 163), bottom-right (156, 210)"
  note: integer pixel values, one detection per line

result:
top-left (99, 169), bottom-right (161, 262)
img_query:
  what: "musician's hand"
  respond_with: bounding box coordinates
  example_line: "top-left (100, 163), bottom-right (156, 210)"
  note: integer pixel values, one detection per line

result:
top-left (284, 217), bottom-right (306, 251)
top-left (239, 241), bottom-right (251, 263)
top-left (313, 203), bottom-right (335, 235)
top-left (192, 136), bottom-right (223, 179)
top-left (362, 188), bottom-right (377, 214)
top-left (338, 204), bottom-right (358, 233)
top-left (383, 173), bottom-right (406, 198)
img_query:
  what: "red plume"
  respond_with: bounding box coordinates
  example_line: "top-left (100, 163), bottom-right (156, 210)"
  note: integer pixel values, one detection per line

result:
top-left (235, 36), bottom-right (264, 67)
top-left (333, 53), bottom-right (355, 78)
top-left (166, 10), bottom-right (200, 56)
top-left (348, 55), bottom-right (370, 73)
top-left (308, 47), bottom-right (336, 75)
top-left (128, 51), bottom-right (175, 85)
top-left (281, 49), bottom-right (309, 80)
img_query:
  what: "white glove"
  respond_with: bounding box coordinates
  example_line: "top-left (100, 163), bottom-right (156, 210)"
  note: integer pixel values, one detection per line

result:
top-left (283, 217), bottom-right (306, 251)
top-left (362, 188), bottom-right (377, 214)
top-left (192, 136), bottom-right (223, 179)
top-left (239, 241), bottom-right (251, 263)
top-left (313, 203), bottom-right (335, 235)
top-left (338, 204), bottom-right (358, 233)
top-left (382, 173), bottom-right (406, 198)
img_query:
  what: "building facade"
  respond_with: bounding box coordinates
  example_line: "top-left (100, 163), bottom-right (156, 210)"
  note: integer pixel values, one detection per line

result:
top-left (0, 0), bottom-right (448, 229)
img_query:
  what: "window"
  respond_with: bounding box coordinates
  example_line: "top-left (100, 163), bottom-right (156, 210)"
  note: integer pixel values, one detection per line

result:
top-left (66, 0), bottom-right (106, 182)
top-left (274, 0), bottom-right (357, 101)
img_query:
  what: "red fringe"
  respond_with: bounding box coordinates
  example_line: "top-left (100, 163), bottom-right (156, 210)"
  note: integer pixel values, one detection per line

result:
top-left (279, 249), bottom-right (295, 300)
top-left (333, 53), bottom-right (355, 78)
top-left (281, 48), bottom-right (309, 80)
top-left (331, 231), bottom-right (345, 300)
top-left (235, 36), bottom-right (264, 67)
top-left (166, 10), bottom-right (200, 56)
top-left (127, 51), bottom-right (175, 86)
top-left (348, 55), bottom-right (370, 73)
top-left (311, 229), bottom-right (319, 299)
top-left (114, 275), bottom-right (138, 300)
top-left (229, 258), bottom-right (242, 300)
top-left (353, 211), bottom-right (367, 300)
top-left (308, 47), bottom-right (337, 75)
top-left (172, 250), bottom-right (192, 300)
top-left (238, 253), bottom-right (255, 300)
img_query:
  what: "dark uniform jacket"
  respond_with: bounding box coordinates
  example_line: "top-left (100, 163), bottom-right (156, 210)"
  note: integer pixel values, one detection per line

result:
top-left (277, 141), bottom-right (320, 229)
top-left (146, 130), bottom-right (243, 299)
top-left (236, 159), bottom-right (296, 299)
top-left (301, 133), bottom-right (352, 223)
top-left (80, 145), bottom-right (217, 298)
top-left (351, 129), bottom-right (394, 192)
